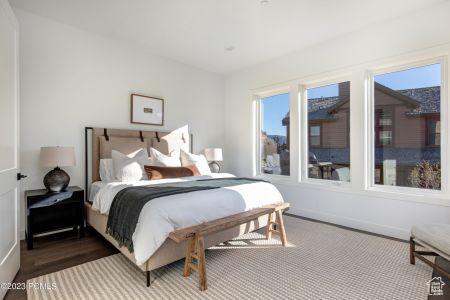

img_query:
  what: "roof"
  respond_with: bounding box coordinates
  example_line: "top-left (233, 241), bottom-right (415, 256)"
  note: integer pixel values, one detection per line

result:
top-left (308, 96), bottom-right (341, 121)
top-left (282, 96), bottom-right (343, 123)
top-left (397, 86), bottom-right (441, 115)
top-left (375, 83), bottom-right (421, 107)
top-left (295, 85), bottom-right (441, 122)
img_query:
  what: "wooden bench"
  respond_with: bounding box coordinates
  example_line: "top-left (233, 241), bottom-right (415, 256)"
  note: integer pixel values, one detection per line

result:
top-left (169, 202), bottom-right (290, 291)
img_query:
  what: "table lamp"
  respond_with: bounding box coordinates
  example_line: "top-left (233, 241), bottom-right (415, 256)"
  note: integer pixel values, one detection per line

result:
top-left (204, 148), bottom-right (223, 173)
top-left (40, 146), bottom-right (76, 193)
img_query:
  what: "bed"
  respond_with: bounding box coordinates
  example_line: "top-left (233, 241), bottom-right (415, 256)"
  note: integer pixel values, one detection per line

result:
top-left (84, 127), bottom-right (284, 284)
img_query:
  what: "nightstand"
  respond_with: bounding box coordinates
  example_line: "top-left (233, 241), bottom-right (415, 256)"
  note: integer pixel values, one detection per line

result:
top-left (25, 186), bottom-right (84, 250)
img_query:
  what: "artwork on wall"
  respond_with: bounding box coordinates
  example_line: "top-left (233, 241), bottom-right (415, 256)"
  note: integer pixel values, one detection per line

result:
top-left (131, 94), bottom-right (164, 125)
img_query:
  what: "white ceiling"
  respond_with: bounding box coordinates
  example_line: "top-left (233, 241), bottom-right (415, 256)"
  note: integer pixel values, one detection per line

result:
top-left (9, 0), bottom-right (446, 74)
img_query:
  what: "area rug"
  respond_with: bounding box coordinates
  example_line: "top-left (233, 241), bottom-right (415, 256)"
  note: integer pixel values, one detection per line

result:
top-left (27, 216), bottom-right (431, 299)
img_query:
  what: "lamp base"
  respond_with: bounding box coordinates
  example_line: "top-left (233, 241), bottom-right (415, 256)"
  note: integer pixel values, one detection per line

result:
top-left (209, 161), bottom-right (220, 173)
top-left (44, 167), bottom-right (70, 193)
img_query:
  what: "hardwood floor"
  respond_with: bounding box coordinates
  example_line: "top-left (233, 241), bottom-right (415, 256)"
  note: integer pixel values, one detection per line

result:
top-left (5, 228), bottom-right (118, 300)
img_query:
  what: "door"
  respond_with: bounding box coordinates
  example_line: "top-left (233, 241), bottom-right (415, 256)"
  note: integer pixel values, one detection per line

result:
top-left (0, 1), bottom-right (20, 298)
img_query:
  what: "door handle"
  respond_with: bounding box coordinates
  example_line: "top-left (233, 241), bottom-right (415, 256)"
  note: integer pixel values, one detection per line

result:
top-left (17, 173), bottom-right (27, 180)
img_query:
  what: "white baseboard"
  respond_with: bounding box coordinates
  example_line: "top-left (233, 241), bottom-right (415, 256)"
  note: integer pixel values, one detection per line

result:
top-left (287, 207), bottom-right (410, 241)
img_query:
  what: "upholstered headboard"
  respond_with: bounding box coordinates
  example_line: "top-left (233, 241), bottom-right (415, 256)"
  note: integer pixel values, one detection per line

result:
top-left (85, 126), bottom-right (192, 199)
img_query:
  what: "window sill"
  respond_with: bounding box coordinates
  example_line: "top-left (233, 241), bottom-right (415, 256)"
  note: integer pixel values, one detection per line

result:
top-left (255, 174), bottom-right (294, 184)
top-left (255, 174), bottom-right (353, 191)
top-left (255, 174), bottom-right (450, 207)
top-left (365, 186), bottom-right (450, 206)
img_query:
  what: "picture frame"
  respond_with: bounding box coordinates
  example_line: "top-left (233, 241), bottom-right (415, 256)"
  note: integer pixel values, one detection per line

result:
top-left (131, 94), bottom-right (164, 126)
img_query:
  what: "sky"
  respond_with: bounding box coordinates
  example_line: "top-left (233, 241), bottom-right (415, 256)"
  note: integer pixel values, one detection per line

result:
top-left (262, 93), bottom-right (289, 136)
top-left (308, 83), bottom-right (339, 98)
top-left (262, 63), bottom-right (441, 137)
top-left (374, 63), bottom-right (441, 90)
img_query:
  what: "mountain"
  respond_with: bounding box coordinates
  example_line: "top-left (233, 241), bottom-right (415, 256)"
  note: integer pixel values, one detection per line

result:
top-left (267, 135), bottom-right (287, 145)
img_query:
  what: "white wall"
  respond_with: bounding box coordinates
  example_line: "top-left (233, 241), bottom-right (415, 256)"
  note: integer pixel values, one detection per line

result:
top-left (17, 9), bottom-right (224, 238)
top-left (224, 1), bottom-right (450, 240)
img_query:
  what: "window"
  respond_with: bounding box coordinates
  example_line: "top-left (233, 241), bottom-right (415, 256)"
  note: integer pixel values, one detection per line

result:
top-left (373, 63), bottom-right (441, 190)
top-left (309, 125), bottom-right (321, 146)
top-left (259, 92), bottom-right (290, 176)
top-left (307, 81), bottom-right (350, 182)
top-left (427, 118), bottom-right (441, 146)
top-left (376, 109), bottom-right (394, 146)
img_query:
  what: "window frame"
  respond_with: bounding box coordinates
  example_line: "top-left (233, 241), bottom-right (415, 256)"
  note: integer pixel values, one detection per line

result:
top-left (254, 86), bottom-right (292, 179)
top-left (300, 76), bottom-right (352, 186)
top-left (367, 57), bottom-right (448, 195)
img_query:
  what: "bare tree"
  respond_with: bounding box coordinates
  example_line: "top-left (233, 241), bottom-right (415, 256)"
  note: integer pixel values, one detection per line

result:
top-left (409, 161), bottom-right (441, 190)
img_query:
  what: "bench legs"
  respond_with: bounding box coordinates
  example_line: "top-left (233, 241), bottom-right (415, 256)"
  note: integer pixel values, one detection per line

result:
top-left (266, 210), bottom-right (288, 246)
top-left (183, 238), bottom-right (195, 277)
top-left (410, 237), bottom-right (415, 265)
top-left (265, 212), bottom-right (274, 240)
top-left (197, 237), bottom-right (207, 291)
top-left (277, 210), bottom-right (288, 246)
top-left (182, 210), bottom-right (288, 291)
top-left (183, 235), bottom-right (207, 291)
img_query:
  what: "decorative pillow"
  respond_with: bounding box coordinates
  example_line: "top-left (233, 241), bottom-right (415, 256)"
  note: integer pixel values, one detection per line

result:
top-left (99, 159), bottom-right (115, 183)
top-left (138, 157), bottom-right (154, 180)
top-left (144, 165), bottom-right (200, 180)
top-left (111, 148), bottom-right (149, 182)
top-left (180, 149), bottom-right (211, 175)
top-left (149, 147), bottom-right (181, 167)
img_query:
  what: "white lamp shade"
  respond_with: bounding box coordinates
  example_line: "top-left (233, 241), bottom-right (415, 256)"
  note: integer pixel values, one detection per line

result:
top-left (40, 147), bottom-right (76, 167)
top-left (204, 148), bottom-right (223, 161)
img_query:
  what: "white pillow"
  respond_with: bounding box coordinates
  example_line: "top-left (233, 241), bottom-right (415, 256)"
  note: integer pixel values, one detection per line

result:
top-left (180, 149), bottom-right (211, 175)
top-left (99, 159), bottom-right (115, 183)
top-left (111, 148), bottom-right (149, 182)
top-left (149, 147), bottom-right (181, 167)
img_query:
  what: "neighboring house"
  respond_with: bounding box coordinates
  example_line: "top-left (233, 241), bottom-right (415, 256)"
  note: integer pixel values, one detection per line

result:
top-left (282, 82), bottom-right (441, 186)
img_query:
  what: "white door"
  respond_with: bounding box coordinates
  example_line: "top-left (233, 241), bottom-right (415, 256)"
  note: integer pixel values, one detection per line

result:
top-left (0, 1), bottom-right (20, 298)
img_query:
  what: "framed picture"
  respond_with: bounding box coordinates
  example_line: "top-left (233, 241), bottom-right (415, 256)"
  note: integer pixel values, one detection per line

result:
top-left (131, 94), bottom-right (164, 125)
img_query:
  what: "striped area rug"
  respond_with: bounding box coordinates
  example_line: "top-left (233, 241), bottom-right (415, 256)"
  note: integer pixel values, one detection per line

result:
top-left (27, 216), bottom-right (432, 300)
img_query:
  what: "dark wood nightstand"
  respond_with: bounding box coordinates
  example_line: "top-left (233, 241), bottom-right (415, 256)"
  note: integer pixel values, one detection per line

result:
top-left (25, 186), bottom-right (84, 250)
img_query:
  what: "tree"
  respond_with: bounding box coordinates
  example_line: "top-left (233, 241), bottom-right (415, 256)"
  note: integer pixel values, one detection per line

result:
top-left (409, 161), bottom-right (441, 190)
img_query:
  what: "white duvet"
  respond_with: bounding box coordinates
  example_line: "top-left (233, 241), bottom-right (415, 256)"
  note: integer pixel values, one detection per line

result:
top-left (92, 173), bottom-right (284, 265)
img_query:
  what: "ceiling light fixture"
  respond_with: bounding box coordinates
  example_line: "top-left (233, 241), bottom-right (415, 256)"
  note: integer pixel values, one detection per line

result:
top-left (224, 46), bottom-right (235, 52)
top-left (260, 0), bottom-right (269, 5)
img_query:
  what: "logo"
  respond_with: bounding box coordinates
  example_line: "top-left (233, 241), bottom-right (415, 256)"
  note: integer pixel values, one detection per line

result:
top-left (427, 277), bottom-right (445, 296)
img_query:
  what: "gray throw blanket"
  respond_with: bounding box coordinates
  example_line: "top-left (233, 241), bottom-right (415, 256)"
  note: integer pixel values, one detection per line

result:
top-left (106, 177), bottom-right (267, 252)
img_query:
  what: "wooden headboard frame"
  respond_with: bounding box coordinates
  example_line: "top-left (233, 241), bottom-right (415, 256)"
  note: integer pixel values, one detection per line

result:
top-left (84, 126), bottom-right (193, 201)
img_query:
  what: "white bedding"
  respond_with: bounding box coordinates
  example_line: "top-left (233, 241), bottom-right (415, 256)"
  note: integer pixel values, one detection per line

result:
top-left (89, 181), bottom-right (106, 202)
top-left (92, 173), bottom-right (284, 265)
